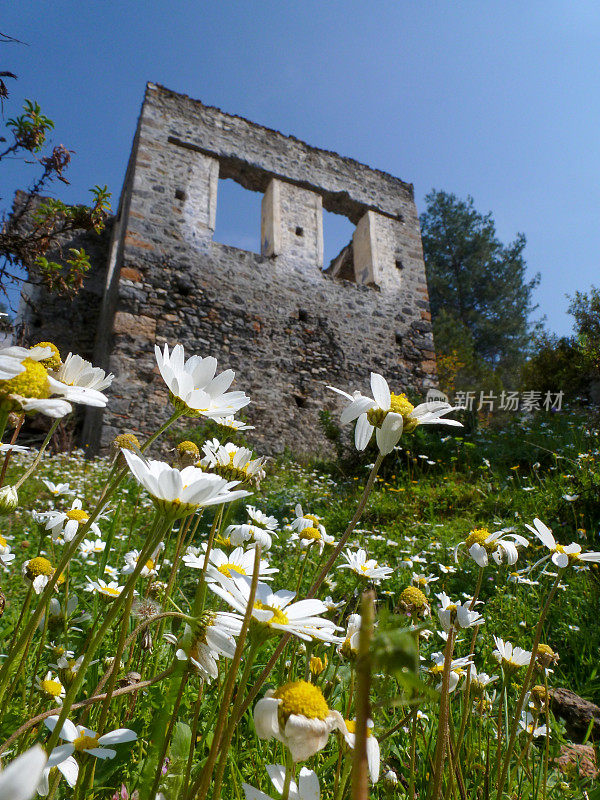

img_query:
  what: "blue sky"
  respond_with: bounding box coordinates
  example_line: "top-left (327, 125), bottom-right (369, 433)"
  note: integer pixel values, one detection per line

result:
top-left (3, 1), bottom-right (599, 335)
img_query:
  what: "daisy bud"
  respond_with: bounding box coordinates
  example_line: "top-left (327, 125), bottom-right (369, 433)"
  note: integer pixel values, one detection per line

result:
top-left (535, 643), bottom-right (559, 669)
top-left (399, 586), bottom-right (430, 618)
top-left (0, 485), bottom-right (18, 515)
top-left (175, 440), bottom-right (200, 467)
top-left (383, 769), bottom-right (399, 786)
top-left (309, 654), bottom-right (328, 677)
top-left (111, 432), bottom-right (141, 466)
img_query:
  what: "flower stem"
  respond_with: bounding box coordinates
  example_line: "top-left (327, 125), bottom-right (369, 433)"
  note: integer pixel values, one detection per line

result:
top-left (431, 627), bottom-right (456, 800)
top-left (13, 418), bottom-right (61, 490)
top-left (351, 589), bottom-right (375, 800)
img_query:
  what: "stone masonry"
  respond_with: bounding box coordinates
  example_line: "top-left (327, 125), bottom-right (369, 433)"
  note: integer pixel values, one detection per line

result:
top-left (20, 83), bottom-right (437, 455)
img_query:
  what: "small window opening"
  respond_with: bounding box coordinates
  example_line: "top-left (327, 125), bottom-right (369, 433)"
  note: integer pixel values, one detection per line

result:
top-left (214, 178), bottom-right (261, 254)
top-left (395, 258), bottom-right (404, 271)
top-left (322, 209), bottom-right (355, 273)
top-left (293, 394), bottom-right (307, 408)
top-left (295, 226), bottom-right (304, 237)
top-left (298, 309), bottom-right (308, 322)
top-left (175, 188), bottom-right (186, 201)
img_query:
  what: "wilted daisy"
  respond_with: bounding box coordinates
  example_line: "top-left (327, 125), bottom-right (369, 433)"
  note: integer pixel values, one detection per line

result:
top-left (43, 499), bottom-right (100, 544)
top-left (436, 593), bottom-right (484, 631)
top-left (243, 765), bottom-right (319, 800)
top-left (35, 671), bottom-right (65, 703)
top-left (338, 614), bottom-right (362, 660)
top-left (342, 719), bottom-right (381, 782)
top-left (525, 517), bottom-right (600, 568)
top-left (201, 439), bottom-right (267, 486)
top-left (399, 586), bottom-right (431, 618)
top-left (209, 575), bottom-right (341, 643)
top-left (329, 372), bottom-right (461, 454)
top-left (155, 343), bottom-right (250, 418)
top-left (122, 449), bottom-right (249, 519)
top-left (183, 545), bottom-right (278, 582)
top-left (164, 612), bottom-right (242, 681)
top-left (428, 652), bottom-right (474, 692)
top-left (121, 542), bottom-right (165, 578)
top-left (254, 680), bottom-right (346, 761)
top-left (411, 572), bottom-right (439, 594)
top-left (338, 548), bottom-right (393, 582)
top-left (0, 744), bottom-right (48, 800)
top-left (492, 636), bottom-right (531, 670)
top-left (85, 578), bottom-right (125, 600)
top-left (43, 716), bottom-right (137, 760)
top-left (454, 527), bottom-right (529, 568)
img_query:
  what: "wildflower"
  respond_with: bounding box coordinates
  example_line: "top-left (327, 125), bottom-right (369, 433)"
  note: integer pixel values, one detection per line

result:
top-left (290, 504), bottom-right (326, 536)
top-left (122, 450), bottom-right (249, 519)
top-left (329, 372), bottom-right (461, 454)
top-left (337, 548), bottom-right (393, 582)
top-left (254, 680), bottom-right (346, 761)
top-left (48, 352), bottom-right (113, 406)
top-left (155, 343), bottom-right (250, 418)
top-left (454, 527), bottom-right (528, 568)
top-left (183, 545), bottom-right (278, 582)
top-left (85, 578), bottom-right (125, 600)
top-left (525, 517), bottom-right (600, 568)
top-left (22, 556), bottom-right (59, 594)
top-left (0, 345), bottom-right (72, 418)
top-left (209, 575), bottom-right (342, 643)
top-left (35, 671), bottom-right (65, 703)
top-left (164, 613), bottom-right (241, 680)
top-left (342, 718), bottom-right (380, 782)
top-left (436, 593), bottom-right (484, 631)
top-left (214, 415), bottom-right (254, 432)
top-left (246, 505), bottom-right (279, 532)
top-left (37, 753), bottom-right (78, 797)
top-left (399, 586), bottom-right (430, 618)
top-left (0, 533), bottom-right (15, 569)
top-left (492, 636), bottom-right (531, 670)
top-left (41, 480), bottom-right (73, 497)
top-left (201, 439), bottom-right (267, 486)
top-left (411, 572), bottom-right (439, 594)
top-left (465, 665), bottom-right (498, 696)
top-left (79, 539), bottom-right (106, 559)
top-left (519, 711), bottom-right (548, 738)
top-left (44, 716), bottom-right (137, 760)
top-left (428, 652), bottom-right (473, 692)
top-left (309, 654), bottom-right (328, 676)
top-left (535, 643), bottom-right (559, 669)
top-left (225, 522), bottom-right (276, 551)
top-left (291, 524), bottom-right (335, 553)
top-left (43, 499), bottom-right (100, 543)
top-left (243, 765), bottom-right (319, 800)
top-left (0, 744), bottom-right (47, 800)
top-left (175, 440), bottom-right (200, 468)
top-left (122, 543), bottom-right (164, 578)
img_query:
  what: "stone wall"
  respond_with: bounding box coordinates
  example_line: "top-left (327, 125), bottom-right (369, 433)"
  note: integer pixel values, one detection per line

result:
top-left (82, 83), bottom-right (436, 455)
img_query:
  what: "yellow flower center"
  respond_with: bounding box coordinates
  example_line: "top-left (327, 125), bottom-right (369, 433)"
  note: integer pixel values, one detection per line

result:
top-left (73, 733), bottom-right (101, 752)
top-left (537, 644), bottom-right (554, 657)
top-left (102, 586), bottom-right (121, 597)
top-left (0, 534), bottom-right (7, 548)
top-left (66, 509), bottom-right (89, 523)
top-left (178, 440), bottom-right (199, 457)
top-left (301, 526), bottom-right (321, 541)
top-left (366, 392), bottom-right (417, 432)
top-left (309, 654), bottom-right (328, 676)
top-left (218, 563), bottom-right (246, 578)
top-left (274, 680), bottom-right (330, 720)
top-left (145, 559), bottom-right (155, 571)
top-left (26, 556), bottom-right (54, 578)
top-left (33, 342), bottom-right (61, 371)
top-left (113, 433), bottom-right (141, 451)
top-left (465, 528), bottom-right (496, 553)
top-left (254, 600), bottom-right (289, 625)
top-left (344, 719), bottom-right (372, 737)
top-left (304, 514), bottom-right (321, 525)
top-left (0, 358), bottom-right (50, 401)
top-left (400, 586), bottom-right (428, 608)
top-left (40, 678), bottom-right (63, 697)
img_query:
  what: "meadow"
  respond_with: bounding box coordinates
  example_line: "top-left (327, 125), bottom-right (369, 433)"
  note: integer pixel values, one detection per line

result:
top-left (0, 343), bottom-right (599, 800)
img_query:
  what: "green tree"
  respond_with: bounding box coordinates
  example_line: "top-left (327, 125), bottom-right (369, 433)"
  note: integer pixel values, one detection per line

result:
top-left (420, 190), bottom-right (540, 385)
top-left (568, 285), bottom-right (600, 377)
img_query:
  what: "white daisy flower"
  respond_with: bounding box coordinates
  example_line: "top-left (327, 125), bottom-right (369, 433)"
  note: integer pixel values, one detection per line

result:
top-left (337, 614), bottom-right (362, 659)
top-left (454, 527), bottom-right (528, 568)
top-left (436, 592), bottom-right (484, 631)
top-left (0, 532), bottom-right (15, 569)
top-left (41, 480), bottom-right (73, 498)
top-left (337, 548), bottom-right (393, 582)
top-left (49, 352), bottom-right (113, 397)
top-left (411, 572), bottom-right (439, 594)
top-left (122, 449), bottom-right (249, 519)
top-left (342, 718), bottom-right (380, 782)
top-left (42, 499), bottom-right (101, 544)
top-left (209, 575), bottom-right (342, 644)
top-left (35, 671), bottom-right (65, 703)
top-left (183, 545), bottom-right (278, 582)
top-left (164, 613), bottom-right (241, 681)
top-left (0, 348), bottom-right (73, 419)
top-left (254, 680), bottom-right (346, 761)
top-left (246, 505), bottom-right (279, 531)
top-left (214, 416), bottom-right (254, 432)
top-left (329, 372), bottom-right (462, 454)
top-left (155, 343), bottom-right (250, 419)
top-left (243, 765), bottom-right (319, 800)
top-left (0, 443), bottom-right (30, 454)
top-left (0, 744), bottom-right (47, 800)
top-left (519, 711), bottom-right (548, 738)
top-left (492, 636), bottom-right (531, 670)
top-left (428, 652), bottom-right (474, 692)
top-left (290, 504), bottom-right (326, 535)
top-left (103, 565), bottom-right (119, 580)
top-left (525, 517), bottom-right (600, 568)
top-left (201, 440), bottom-right (267, 486)
top-left (225, 523), bottom-right (276, 551)
top-left (22, 556), bottom-right (59, 594)
top-left (43, 716), bottom-right (137, 760)
top-left (78, 539), bottom-right (106, 559)
top-left (121, 543), bottom-right (164, 578)
top-left (84, 578), bottom-right (125, 600)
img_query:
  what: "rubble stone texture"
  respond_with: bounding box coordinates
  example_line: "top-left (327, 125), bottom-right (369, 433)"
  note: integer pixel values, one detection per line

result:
top-left (21, 83), bottom-right (437, 455)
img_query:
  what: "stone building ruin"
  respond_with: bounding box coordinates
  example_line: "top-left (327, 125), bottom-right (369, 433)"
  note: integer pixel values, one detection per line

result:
top-left (19, 83), bottom-right (437, 454)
